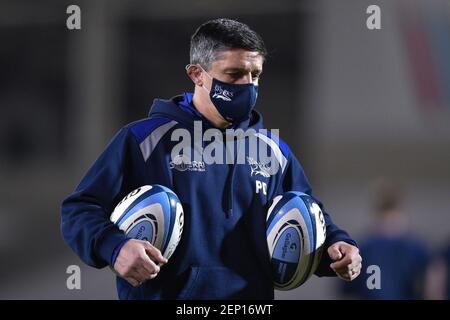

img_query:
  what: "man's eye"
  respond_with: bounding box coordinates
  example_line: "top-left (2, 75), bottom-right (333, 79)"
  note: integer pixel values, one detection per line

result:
top-left (227, 72), bottom-right (260, 81)
top-left (229, 73), bottom-right (242, 78)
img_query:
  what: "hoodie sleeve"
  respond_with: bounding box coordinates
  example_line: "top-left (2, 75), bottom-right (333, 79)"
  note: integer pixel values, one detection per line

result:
top-left (60, 127), bottom-right (145, 268)
top-left (278, 152), bottom-right (358, 277)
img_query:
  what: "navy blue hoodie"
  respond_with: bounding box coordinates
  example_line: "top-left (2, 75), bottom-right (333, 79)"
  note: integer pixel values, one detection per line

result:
top-left (61, 93), bottom-right (357, 299)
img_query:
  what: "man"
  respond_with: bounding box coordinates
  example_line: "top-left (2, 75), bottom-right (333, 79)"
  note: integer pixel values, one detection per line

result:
top-left (61, 18), bottom-right (361, 300)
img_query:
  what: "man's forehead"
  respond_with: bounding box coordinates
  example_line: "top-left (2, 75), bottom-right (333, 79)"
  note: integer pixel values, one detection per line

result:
top-left (213, 49), bottom-right (264, 70)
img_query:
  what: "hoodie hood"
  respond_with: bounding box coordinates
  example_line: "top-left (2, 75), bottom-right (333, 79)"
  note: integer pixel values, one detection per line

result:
top-left (148, 92), bottom-right (264, 131)
top-left (148, 92), bottom-right (264, 218)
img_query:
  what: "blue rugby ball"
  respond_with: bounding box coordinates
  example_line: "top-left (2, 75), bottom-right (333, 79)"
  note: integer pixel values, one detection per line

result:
top-left (110, 185), bottom-right (184, 260)
top-left (266, 191), bottom-right (326, 290)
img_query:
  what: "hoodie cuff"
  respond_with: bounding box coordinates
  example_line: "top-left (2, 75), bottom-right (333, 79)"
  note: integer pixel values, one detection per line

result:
top-left (111, 238), bottom-right (131, 266)
top-left (95, 227), bottom-right (128, 267)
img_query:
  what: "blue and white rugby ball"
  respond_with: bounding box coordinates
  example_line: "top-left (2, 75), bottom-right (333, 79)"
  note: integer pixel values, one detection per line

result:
top-left (110, 185), bottom-right (184, 260)
top-left (266, 191), bottom-right (326, 290)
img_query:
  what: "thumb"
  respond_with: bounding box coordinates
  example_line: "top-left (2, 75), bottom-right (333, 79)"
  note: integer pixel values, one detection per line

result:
top-left (328, 244), bottom-right (343, 261)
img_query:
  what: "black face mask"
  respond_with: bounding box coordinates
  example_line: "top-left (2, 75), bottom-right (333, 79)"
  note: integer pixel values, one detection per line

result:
top-left (201, 67), bottom-right (259, 123)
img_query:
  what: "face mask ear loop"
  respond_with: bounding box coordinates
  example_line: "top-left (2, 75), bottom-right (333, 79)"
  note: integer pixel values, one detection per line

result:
top-left (197, 64), bottom-right (213, 93)
top-left (186, 63), bottom-right (203, 91)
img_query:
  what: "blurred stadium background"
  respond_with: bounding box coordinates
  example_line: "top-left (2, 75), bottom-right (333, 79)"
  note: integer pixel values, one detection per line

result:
top-left (0, 0), bottom-right (449, 299)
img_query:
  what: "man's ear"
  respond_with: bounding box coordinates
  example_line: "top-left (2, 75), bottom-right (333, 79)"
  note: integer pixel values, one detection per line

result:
top-left (186, 64), bottom-right (203, 87)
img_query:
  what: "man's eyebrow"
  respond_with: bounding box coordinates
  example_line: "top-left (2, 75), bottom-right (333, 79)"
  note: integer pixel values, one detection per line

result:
top-left (223, 67), bottom-right (263, 74)
top-left (223, 67), bottom-right (247, 72)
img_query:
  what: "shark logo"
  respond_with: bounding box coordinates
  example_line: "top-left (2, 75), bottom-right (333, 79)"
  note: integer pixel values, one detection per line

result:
top-left (247, 156), bottom-right (271, 178)
top-left (212, 84), bottom-right (233, 101)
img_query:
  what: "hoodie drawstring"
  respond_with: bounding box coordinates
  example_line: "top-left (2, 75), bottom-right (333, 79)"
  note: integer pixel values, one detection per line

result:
top-left (225, 135), bottom-right (241, 219)
top-left (226, 162), bottom-right (237, 219)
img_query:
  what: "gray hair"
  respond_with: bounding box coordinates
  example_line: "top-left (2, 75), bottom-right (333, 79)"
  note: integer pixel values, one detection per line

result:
top-left (190, 18), bottom-right (267, 70)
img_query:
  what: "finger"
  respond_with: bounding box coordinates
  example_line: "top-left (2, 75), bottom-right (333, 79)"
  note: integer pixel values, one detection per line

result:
top-left (330, 257), bottom-right (352, 270)
top-left (347, 269), bottom-right (361, 281)
top-left (334, 264), bottom-right (358, 278)
top-left (336, 263), bottom-right (362, 280)
top-left (348, 258), bottom-right (362, 270)
top-left (351, 253), bottom-right (362, 264)
top-left (125, 262), bottom-right (152, 283)
top-left (131, 265), bottom-right (153, 283)
top-left (136, 262), bottom-right (154, 280)
top-left (140, 253), bottom-right (161, 275)
top-left (142, 241), bottom-right (168, 264)
top-left (336, 243), bottom-right (360, 260)
top-left (353, 265), bottom-right (362, 275)
top-left (341, 269), bottom-right (359, 281)
top-left (339, 256), bottom-right (362, 272)
top-left (328, 245), bottom-right (343, 261)
top-left (334, 266), bottom-right (352, 274)
top-left (354, 263), bottom-right (363, 274)
top-left (335, 268), bottom-right (353, 279)
top-left (350, 269), bottom-right (361, 281)
top-left (149, 272), bottom-right (159, 280)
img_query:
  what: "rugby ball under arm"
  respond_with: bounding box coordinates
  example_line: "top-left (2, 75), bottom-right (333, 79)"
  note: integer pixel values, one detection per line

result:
top-left (266, 191), bottom-right (326, 290)
top-left (110, 185), bottom-right (184, 260)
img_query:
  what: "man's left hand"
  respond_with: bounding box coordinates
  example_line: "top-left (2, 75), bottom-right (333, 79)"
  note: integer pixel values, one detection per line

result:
top-left (327, 241), bottom-right (362, 281)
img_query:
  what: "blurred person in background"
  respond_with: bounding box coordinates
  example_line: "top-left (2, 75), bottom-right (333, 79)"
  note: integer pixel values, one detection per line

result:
top-left (340, 178), bottom-right (429, 299)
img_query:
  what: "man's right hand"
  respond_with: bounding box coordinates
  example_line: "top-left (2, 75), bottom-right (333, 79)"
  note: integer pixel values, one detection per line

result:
top-left (113, 239), bottom-right (168, 287)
